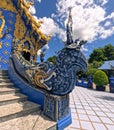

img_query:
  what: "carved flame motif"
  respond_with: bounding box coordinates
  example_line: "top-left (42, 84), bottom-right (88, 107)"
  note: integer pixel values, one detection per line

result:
top-left (0, 11), bottom-right (5, 39)
top-left (34, 70), bottom-right (55, 91)
top-left (34, 70), bottom-right (49, 90)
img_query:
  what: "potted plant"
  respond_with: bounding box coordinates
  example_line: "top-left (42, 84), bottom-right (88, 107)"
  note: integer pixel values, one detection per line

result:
top-left (93, 70), bottom-right (109, 91)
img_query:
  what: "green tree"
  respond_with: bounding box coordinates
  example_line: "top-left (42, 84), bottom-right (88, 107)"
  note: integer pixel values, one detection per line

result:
top-left (89, 44), bottom-right (114, 63)
top-left (47, 56), bottom-right (57, 65)
top-left (104, 44), bottom-right (114, 60)
top-left (79, 44), bottom-right (114, 78)
top-left (89, 48), bottom-right (107, 63)
top-left (89, 61), bottom-right (103, 69)
top-left (86, 68), bottom-right (97, 77)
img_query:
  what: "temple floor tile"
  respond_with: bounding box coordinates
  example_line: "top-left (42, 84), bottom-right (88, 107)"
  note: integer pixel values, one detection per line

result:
top-left (66, 86), bottom-right (114, 130)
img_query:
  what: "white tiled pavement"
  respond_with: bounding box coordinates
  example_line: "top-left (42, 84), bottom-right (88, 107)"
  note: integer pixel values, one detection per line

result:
top-left (66, 86), bottom-right (114, 130)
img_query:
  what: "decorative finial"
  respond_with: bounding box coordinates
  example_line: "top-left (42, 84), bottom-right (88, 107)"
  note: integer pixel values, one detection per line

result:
top-left (66, 7), bottom-right (73, 45)
top-left (65, 7), bottom-right (87, 49)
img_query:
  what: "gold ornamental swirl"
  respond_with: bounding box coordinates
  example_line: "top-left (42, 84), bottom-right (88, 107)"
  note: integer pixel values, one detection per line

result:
top-left (34, 70), bottom-right (50, 90)
top-left (34, 70), bottom-right (55, 91)
top-left (0, 11), bottom-right (5, 38)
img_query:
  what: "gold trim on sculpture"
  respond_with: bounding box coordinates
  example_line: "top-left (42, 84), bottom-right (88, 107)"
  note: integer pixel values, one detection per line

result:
top-left (34, 70), bottom-right (55, 90)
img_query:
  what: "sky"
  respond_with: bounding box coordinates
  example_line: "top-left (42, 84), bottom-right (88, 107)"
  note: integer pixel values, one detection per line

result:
top-left (28, 0), bottom-right (114, 60)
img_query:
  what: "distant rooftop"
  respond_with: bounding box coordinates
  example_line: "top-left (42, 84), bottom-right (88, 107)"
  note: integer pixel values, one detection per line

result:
top-left (98, 60), bottom-right (114, 70)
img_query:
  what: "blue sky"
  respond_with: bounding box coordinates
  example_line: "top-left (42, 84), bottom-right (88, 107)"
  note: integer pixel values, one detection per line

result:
top-left (30, 0), bottom-right (114, 60)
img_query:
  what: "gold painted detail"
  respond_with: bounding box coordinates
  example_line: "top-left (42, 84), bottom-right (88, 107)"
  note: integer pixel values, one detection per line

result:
top-left (0, 42), bottom-right (2, 49)
top-left (14, 14), bottom-right (26, 40)
top-left (8, 20), bottom-right (13, 25)
top-left (6, 35), bottom-right (11, 39)
top-left (20, 0), bottom-right (33, 9)
top-left (3, 59), bottom-right (7, 64)
top-left (34, 70), bottom-right (50, 90)
top-left (13, 37), bottom-right (36, 62)
top-left (0, 0), bottom-right (17, 13)
top-left (18, 0), bottom-right (51, 43)
top-left (0, 11), bottom-right (5, 38)
top-left (34, 70), bottom-right (55, 90)
top-left (7, 28), bottom-right (12, 32)
top-left (18, 37), bottom-right (34, 53)
top-left (3, 51), bottom-right (8, 55)
top-left (17, 43), bottom-right (23, 52)
top-left (12, 0), bottom-right (51, 63)
top-left (23, 49), bottom-right (30, 53)
top-left (5, 42), bottom-right (10, 47)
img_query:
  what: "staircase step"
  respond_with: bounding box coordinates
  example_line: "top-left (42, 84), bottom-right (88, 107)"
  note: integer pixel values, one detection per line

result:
top-left (0, 82), bottom-right (14, 88)
top-left (0, 70), bottom-right (8, 72)
top-left (0, 70), bottom-right (8, 73)
top-left (0, 76), bottom-right (9, 79)
top-left (0, 87), bottom-right (19, 95)
top-left (0, 111), bottom-right (56, 130)
top-left (0, 101), bottom-right (41, 123)
top-left (0, 73), bottom-right (8, 76)
top-left (0, 93), bottom-right (28, 106)
top-left (0, 71), bottom-right (8, 76)
top-left (0, 71), bottom-right (55, 129)
top-left (0, 78), bottom-right (11, 83)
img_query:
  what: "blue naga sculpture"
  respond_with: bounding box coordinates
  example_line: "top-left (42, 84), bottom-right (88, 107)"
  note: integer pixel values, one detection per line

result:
top-left (10, 5), bottom-right (87, 96)
top-left (37, 9), bottom-right (87, 95)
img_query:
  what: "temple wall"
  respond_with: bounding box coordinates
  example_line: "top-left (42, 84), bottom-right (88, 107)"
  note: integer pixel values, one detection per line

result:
top-left (0, 0), bottom-right (37, 69)
top-left (0, 1), bottom-right (17, 70)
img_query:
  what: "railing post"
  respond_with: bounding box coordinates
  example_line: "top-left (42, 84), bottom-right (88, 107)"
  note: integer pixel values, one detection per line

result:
top-left (81, 77), bottom-right (85, 84)
top-left (109, 76), bottom-right (114, 93)
top-left (87, 76), bottom-right (93, 89)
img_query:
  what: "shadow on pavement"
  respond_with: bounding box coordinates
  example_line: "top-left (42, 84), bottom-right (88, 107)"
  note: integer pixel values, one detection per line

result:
top-left (95, 95), bottom-right (114, 101)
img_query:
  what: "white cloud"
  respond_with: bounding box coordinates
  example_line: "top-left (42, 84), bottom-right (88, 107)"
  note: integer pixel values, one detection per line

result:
top-left (40, 17), bottom-right (58, 36)
top-left (33, 15), bottom-right (38, 21)
top-left (39, 17), bottom-right (67, 41)
top-left (43, 44), bottom-right (49, 50)
top-left (37, 49), bottom-right (42, 56)
top-left (101, 0), bottom-right (109, 6)
top-left (34, 0), bottom-right (114, 43)
top-left (54, 0), bottom-right (114, 42)
top-left (81, 45), bottom-right (88, 52)
top-left (100, 27), bottom-right (114, 39)
top-left (37, 0), bottom-right (41, 3)
top-left (94, 0), bottom-right (109, 6)
top-left (57, 28), bottom-right (66, 42)
top-left (104, 21), bottom-right (111, 27)
top-left (29, 5), bottom-right (36, 14)
top-left (37, 44), bottom-right (49, 56)
top-left (106, 12), bottom-right (114, 20)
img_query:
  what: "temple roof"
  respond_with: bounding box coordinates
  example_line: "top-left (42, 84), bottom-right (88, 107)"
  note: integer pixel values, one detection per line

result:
top-left (12, 0), bottom-right (51, 49)
top-left (98, 60), bottom-right (114, 70)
